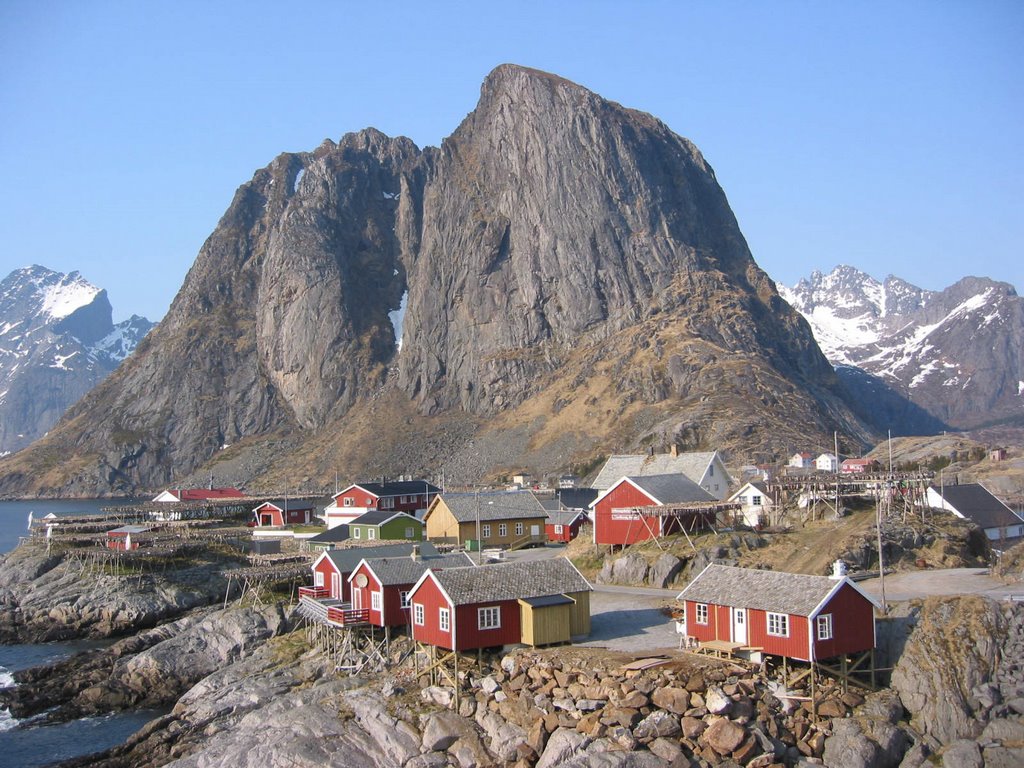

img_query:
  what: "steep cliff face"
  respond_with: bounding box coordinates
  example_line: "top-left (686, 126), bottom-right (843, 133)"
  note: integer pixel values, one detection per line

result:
top-left (0, 65), bottom-right (870, 496)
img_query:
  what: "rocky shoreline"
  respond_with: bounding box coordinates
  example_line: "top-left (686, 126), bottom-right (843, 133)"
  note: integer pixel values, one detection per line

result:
top-left (2, 539), bottom-right (1023, 767)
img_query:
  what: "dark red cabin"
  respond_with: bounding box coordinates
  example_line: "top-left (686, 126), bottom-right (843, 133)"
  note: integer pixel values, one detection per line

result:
top-left (676, 563), bottom-right (879, 662)
top-left (591, 475), bottom-right (717, 547)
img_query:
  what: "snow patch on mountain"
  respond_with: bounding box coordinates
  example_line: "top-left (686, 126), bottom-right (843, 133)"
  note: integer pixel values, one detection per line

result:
top-left (38, 277), bottom-right (99, 320)
top-left (779, 265), bottom-right (1024, 429)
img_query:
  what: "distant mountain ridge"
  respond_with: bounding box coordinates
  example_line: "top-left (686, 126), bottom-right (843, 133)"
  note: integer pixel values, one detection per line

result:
top-left (0, 265), bottom-right (153, 454)
top-left (0, 65), bottom-right (873, 497)
top-left (779, 265), bottom-right (1024, 431)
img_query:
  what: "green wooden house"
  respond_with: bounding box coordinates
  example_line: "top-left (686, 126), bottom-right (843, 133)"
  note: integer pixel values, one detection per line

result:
top-left (348, 510), bottom-right (424, 542)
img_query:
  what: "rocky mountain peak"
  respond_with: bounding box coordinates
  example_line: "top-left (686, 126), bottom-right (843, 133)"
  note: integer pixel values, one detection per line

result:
top-left (781, 265), bottom-right (1024, 431)
top-left (0, 66), bottom-right (869, 496)
top-left (0, 266), bottom-right (153, 455)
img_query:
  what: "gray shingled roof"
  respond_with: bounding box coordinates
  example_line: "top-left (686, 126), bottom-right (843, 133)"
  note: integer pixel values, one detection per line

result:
top-left (349, 510), bottom-right (418, 527)
top-left (431, 558), bottom-right (591, 605)
top-left (545, 508), bottom-right (588, 526)
top-left (626, 474), bottom-right (717, 504)
top-left (677, 564), bottom-right (857, 617)
top-left (931, 484), bottom-right (1024, 530)
top-left (362, 552), bottom-right (475, 586)
top-left (438, 490), bottom-right (548, 523)
top-left (322, 542), bottom-right (439, 573)
top-left (592, 452), bottom-right (724, 490)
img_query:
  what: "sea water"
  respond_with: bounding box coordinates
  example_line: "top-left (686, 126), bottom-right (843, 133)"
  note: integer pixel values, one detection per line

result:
top-left (0, 499), bottom-right (165, 766)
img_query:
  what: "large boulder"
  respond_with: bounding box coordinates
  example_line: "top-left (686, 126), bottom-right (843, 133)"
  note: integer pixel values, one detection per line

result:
top-left (648, 553), bottom-right (683, 588)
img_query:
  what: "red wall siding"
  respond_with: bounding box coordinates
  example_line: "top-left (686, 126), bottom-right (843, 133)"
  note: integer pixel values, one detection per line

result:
top-left (454, 600), bottom-right (521, 651)
top-left (312, 558), bottom-right (349, 601)
top-left (409, 576), bottom-right (454, 649)
top-left (685, 600), bottom-right (717, 643)
top-left (812, 583), bottom-right (875, 660)
top-left (594, 483), bottom-right (661, 546)
top-left (285, 508), bottom-right (312, 524)
top-left (748, 608), bottom-right (811, 661)
top-left (350, 564), bottom-right (383, 622)
top-left (382, 584), bottom-right (415, 627)
top-left (545, 522), bottom-right (579, 543)
top-left (334, 489), bottom-right (380, 509)
top-left (255, 504), bottom-right (283, 526)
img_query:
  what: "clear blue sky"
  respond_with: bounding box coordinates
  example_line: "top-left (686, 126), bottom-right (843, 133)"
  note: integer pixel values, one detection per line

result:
top-left (1, 1), bottom-right (1021, 322)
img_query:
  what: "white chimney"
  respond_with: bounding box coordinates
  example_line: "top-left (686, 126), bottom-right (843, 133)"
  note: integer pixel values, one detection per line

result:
top-left (411, 544), bottom-right (420, 561)
top-left (830, 559), bottom-right (848, 580)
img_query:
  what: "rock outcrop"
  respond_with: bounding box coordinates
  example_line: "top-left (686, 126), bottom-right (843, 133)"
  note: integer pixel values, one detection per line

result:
top-left (890, 595), bottom-right (1024, 764)
top-left (0, 64), bottom-right (871, 497)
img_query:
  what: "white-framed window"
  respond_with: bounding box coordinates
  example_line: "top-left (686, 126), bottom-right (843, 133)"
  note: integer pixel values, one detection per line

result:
top-left (738, 495), bottom-right (748, 505)
top-left (367, 528), bottom-right (376, 540)
top-left (816, 614), bottom-right (833, 640)
top-left (695, 603), bottom-right (709, 625)
top-left (413, 603), bottom-right (424, 625)
top-left (498, 523), bottom-right (507, 537)
top-left (314, 570), bottom-right (324, 586)
top-left (515, 522), bottom-right (524, 536)
top-left (405, 526), bottom-right (415, 539)
top-left (380, 497), bottom-right (394, 509)
top-left (752, 495), bottom-right (762, 506)
top-left (400, 495), bottom-right (407, 504)
top-left (482, 524), bottom-right (491, 538)
top-left (400, 591), bottom-right (411, 609)
top-left (555, 524), bottom-right (563, 534)
top-left (478, 606), bottom-right (501, 630)
top-left (371, 591), bottom-right (382, 611)
top-left (352, 527), bottom-right (361, 539)
top-left (365, 497), bottom-right (374, 506)
top-left (343, 497), bottom-right (353, 507)
top-left (439, 607), bottom-right (450, 632)
top-left (767, 612), bottom-right (789, 637)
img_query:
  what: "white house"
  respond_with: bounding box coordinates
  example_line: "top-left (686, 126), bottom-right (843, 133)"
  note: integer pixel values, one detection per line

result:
top-left (926, 484), bottom-right (1024, 544)
top-left (591, 448), bottom-right (732, 500)
top-left (789, 452), bottom-right (814, 469)
top-left (728, 481), bottom-right (775, 528)
top-left (815, 453), bottom-right (839, 473)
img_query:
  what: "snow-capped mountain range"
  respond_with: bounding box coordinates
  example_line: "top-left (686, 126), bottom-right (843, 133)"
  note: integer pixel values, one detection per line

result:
top-left (0, 265), bottom-right (153, 454)
top-left (779, 266), bottom-right (1024, 432)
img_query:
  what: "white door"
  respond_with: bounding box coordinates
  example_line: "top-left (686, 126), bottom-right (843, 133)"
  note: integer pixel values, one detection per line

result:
top-left (531, 524), bottom-right (541, 538)
top-left (331, 573), bottom-right (341, 599)
top-left (732, 608), bottom-right (747, 644)
top-left (353, 588), bottom-right (362, 610)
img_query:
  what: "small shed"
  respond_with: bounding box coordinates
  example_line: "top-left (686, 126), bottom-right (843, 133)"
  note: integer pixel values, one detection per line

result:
top-left (253, 499), bottom-right (315, 527)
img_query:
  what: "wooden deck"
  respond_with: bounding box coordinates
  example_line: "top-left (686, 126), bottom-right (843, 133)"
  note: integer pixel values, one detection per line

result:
top-left (693, 639), bottom-right (747, 658)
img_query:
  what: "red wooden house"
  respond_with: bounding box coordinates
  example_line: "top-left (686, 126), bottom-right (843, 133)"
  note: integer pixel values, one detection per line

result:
top-left (325, 480), bottom-right (441, 528)
top-left (407, 558), bottom-right (592, 652)
top-left (591, 474), bottom-right (718, 547)
top-left (543, 508), bottom-right (588, 543)
top-left (253, 499), bottom-right (315, 527)
top-left (348, 550), bottom-right (475, 627)
top-left (308, 542), bottom-right (440, 602)
top-left (676, 563), bottom-right (880, 662)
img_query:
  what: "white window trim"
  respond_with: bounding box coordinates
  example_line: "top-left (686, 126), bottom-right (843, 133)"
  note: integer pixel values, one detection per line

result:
top-left (367, 528), bottom-right (376, 540)
top-left (371, 590), bottom-right (382, 611)
top-left (343, 497), bottom-right (353, 507)
top-left (413, 603), bottom-right (424, 625)
top-left (352, 527), bottom-right (361, 539)
top-left (439, 607), bottom-right (450, 632)
top-left (478, 606), bottom-right (501, 630)
top-left (816, 613), bottom-right (833, 641)
top-left (767, 612), bottom-right (790, 637)
top-left (405, 527), bottom-right (415, 539)
top-left (515, 522), bottom-right (524, 536)
top-left (498, 523), bottom-right (507, 537)
top-left (482, 523), bottom-right (491, 538)
top-left (554, 524), bottom-right (563, 534)
top-left (400, 591), bottom-right (411, 609)
top-left (695, 603), bottom-right (709, 625)
top-left (314, 570), bottom-right (324, 587)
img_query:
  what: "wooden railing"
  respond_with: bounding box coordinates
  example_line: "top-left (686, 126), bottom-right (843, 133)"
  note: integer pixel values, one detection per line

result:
top-left (298, 586), bottom-right (330, 599)
top-left (327, 606), bottom-right (370, 626)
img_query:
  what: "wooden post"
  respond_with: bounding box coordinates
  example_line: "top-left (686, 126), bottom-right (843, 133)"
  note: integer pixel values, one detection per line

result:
top-left (810, 662), bottom-right (817, 720)
top-left (454, 652), bottom-right (460, 710)
top-left (841, 656), bottom-right (848, 693)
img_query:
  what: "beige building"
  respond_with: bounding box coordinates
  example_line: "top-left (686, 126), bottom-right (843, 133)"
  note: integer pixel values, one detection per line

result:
top-left (424, 490), bottom-right (548, 548)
